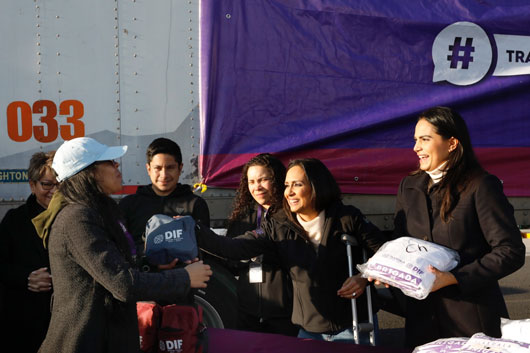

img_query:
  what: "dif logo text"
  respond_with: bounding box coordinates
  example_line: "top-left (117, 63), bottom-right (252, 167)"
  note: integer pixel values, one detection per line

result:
top-left (433, 21), bottom-right (530, 85)
top-left (153, 229), bottom-right (183, 244)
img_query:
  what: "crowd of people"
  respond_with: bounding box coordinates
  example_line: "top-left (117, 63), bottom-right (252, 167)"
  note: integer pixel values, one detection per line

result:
top-left (0, 106), bottom-right (525, 352)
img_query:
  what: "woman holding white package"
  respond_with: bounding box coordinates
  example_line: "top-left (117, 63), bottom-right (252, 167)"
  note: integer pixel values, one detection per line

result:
top-left (196, 158), bottom-right (387, 344)
top-left (391, 106), bottom-right (525, 347)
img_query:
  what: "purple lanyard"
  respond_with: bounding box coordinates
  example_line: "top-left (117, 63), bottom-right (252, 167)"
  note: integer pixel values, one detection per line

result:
top-left (257, 206), bottom-right (266, 230)
top-left (118, 221), bottom-right (137, 256)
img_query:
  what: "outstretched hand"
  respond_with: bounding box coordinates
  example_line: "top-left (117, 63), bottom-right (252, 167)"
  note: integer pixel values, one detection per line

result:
top-left (185, 260), bottom-right (212, 288)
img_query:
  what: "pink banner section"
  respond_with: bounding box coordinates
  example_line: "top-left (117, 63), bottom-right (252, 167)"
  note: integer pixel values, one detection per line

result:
top-left (200, 147), bottom-right (530, 196)
top-left (207, 328), bottom-right (412, 353)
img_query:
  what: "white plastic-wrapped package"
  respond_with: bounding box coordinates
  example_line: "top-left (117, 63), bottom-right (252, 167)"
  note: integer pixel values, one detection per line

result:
top-left (460, 332), bottom-right (530, 353)
top-left (501, 318), bottom-right (530, 344)
top-left (357, 236), bottom-right (460, 300)
top-left (412, 337), bottom-right (469, 353)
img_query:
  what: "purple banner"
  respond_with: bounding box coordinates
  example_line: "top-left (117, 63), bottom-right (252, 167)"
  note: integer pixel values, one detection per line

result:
top-left (199, 0), bottom-right (530, 195)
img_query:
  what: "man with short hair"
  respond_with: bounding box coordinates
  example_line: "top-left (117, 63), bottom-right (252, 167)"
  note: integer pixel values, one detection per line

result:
top-left (119, 137), bottom-right (210, 258)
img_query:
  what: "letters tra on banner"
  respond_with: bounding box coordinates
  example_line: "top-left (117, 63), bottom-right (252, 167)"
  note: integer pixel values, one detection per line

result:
top-left (199, 0), bottom-right (530, 196)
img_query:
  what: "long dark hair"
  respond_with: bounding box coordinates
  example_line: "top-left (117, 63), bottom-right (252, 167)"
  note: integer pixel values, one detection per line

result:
top-left (58, 163), bottom-right (133, 263)
top-left (228, 153), bottom-right (286, 223)
top-left (283, 158), bottom-right (341, 231)
top-left (414, 106), bottom-right (484, 222)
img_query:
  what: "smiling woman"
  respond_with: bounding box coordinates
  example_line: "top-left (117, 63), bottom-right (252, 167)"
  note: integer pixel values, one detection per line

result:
top-left (225, 153), bottom-right (297, 336)
top-left (392, 106), bottom-right (526, 347)
top-left (0, 151), bottom-right (56, 353)
top-left (196, 157), bottom-right (388, 345)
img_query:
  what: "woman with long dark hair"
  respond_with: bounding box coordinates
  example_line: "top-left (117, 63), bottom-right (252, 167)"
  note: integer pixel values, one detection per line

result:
top-left (197, 158), bottom-right (387, 344)
top-left (390, 106), bottom-right (525, 347)
top-left (226, 153), bottom-right (297, 336)
top-left (33, 137), bottom-right (212, 353)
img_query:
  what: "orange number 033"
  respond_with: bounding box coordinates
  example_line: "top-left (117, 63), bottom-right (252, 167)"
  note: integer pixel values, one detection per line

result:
top-left (6, 100), bottom-right (84, 142)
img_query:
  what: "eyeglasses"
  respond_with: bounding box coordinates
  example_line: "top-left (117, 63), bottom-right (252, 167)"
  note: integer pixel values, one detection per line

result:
top-left (38, 181), bottom-right (59, 190)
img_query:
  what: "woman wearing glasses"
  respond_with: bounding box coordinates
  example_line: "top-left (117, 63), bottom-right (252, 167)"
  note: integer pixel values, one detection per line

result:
top-left (0, 151), bottom-right (57, 353)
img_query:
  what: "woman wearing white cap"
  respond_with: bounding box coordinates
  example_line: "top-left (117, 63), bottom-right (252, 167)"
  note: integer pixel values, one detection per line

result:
top-left (32, 137), bottom-right (212, 353)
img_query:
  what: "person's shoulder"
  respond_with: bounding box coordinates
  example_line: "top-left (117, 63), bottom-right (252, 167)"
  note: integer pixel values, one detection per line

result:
top-left (0, 197), bottom-right (31, 224)
top-left (55, 203), bottom-right (99, 224)
top-left (400, 172), bottom-right (426, 187)
top-left (270, 207), bottom-right (288, 223)
top-left (333, 201), bottom-right (369, 224)
top-left (168, 184), bottom-right (204, 202)
top-left (0, 205), bottom-right (23, 226)
top-left (470, 171), bottom-right (502, 192)
top-left (169, 183), bottom-right (193, 196)
top-left (119, 185), bottom-right (154, 203)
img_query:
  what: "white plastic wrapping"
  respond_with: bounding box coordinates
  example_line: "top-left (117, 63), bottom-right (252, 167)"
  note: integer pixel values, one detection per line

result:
top-left (413, 337), bottom-right (469, 353)
top-left (460, 332), bottom-right (530, 353)
top-left (357, 236), bottom-right (460, 300)
top-left (501, 318), bottom-right (530, 344)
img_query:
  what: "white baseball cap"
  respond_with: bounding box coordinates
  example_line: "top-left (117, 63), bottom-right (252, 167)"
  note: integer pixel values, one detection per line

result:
top-left (53, 137), bottom-right (128, 181)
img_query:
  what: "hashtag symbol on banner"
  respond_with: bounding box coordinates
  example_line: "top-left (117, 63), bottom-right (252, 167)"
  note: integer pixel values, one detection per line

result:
top-left (447, 37), bottom-right (475, 69)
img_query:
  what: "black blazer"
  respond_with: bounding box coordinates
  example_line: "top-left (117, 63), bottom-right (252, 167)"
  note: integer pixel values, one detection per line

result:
top-left (0, 194), bottom-right (52, 353)
top-left (394, 172), bottom-right (525, 347)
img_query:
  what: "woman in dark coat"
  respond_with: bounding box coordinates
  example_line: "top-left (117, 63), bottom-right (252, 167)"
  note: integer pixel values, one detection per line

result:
top-left (32, 137), bottom-right (212, 353)
top-left (391, 107), bottom-right (525, 347)
top-left (226, 153), bottom-right (297, 336)
top-left (0, 151), bottom-right (56, 353)
top-left (197, 158), bottom-right (387, 344)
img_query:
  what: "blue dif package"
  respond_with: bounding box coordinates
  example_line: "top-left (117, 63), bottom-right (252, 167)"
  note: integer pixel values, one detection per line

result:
top-left (144, 214), bottom-right (198, 265)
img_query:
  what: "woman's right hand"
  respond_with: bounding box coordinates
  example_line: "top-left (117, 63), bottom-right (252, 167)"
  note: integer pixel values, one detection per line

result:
top-left (184, 260), bottom-right (212, 288)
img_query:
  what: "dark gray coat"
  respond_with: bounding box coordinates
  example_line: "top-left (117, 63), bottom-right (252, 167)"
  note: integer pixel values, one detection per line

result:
top-left (394, 172), bottom-right (525, 347)
top-left (38, 204), bottom-right (191, 353)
